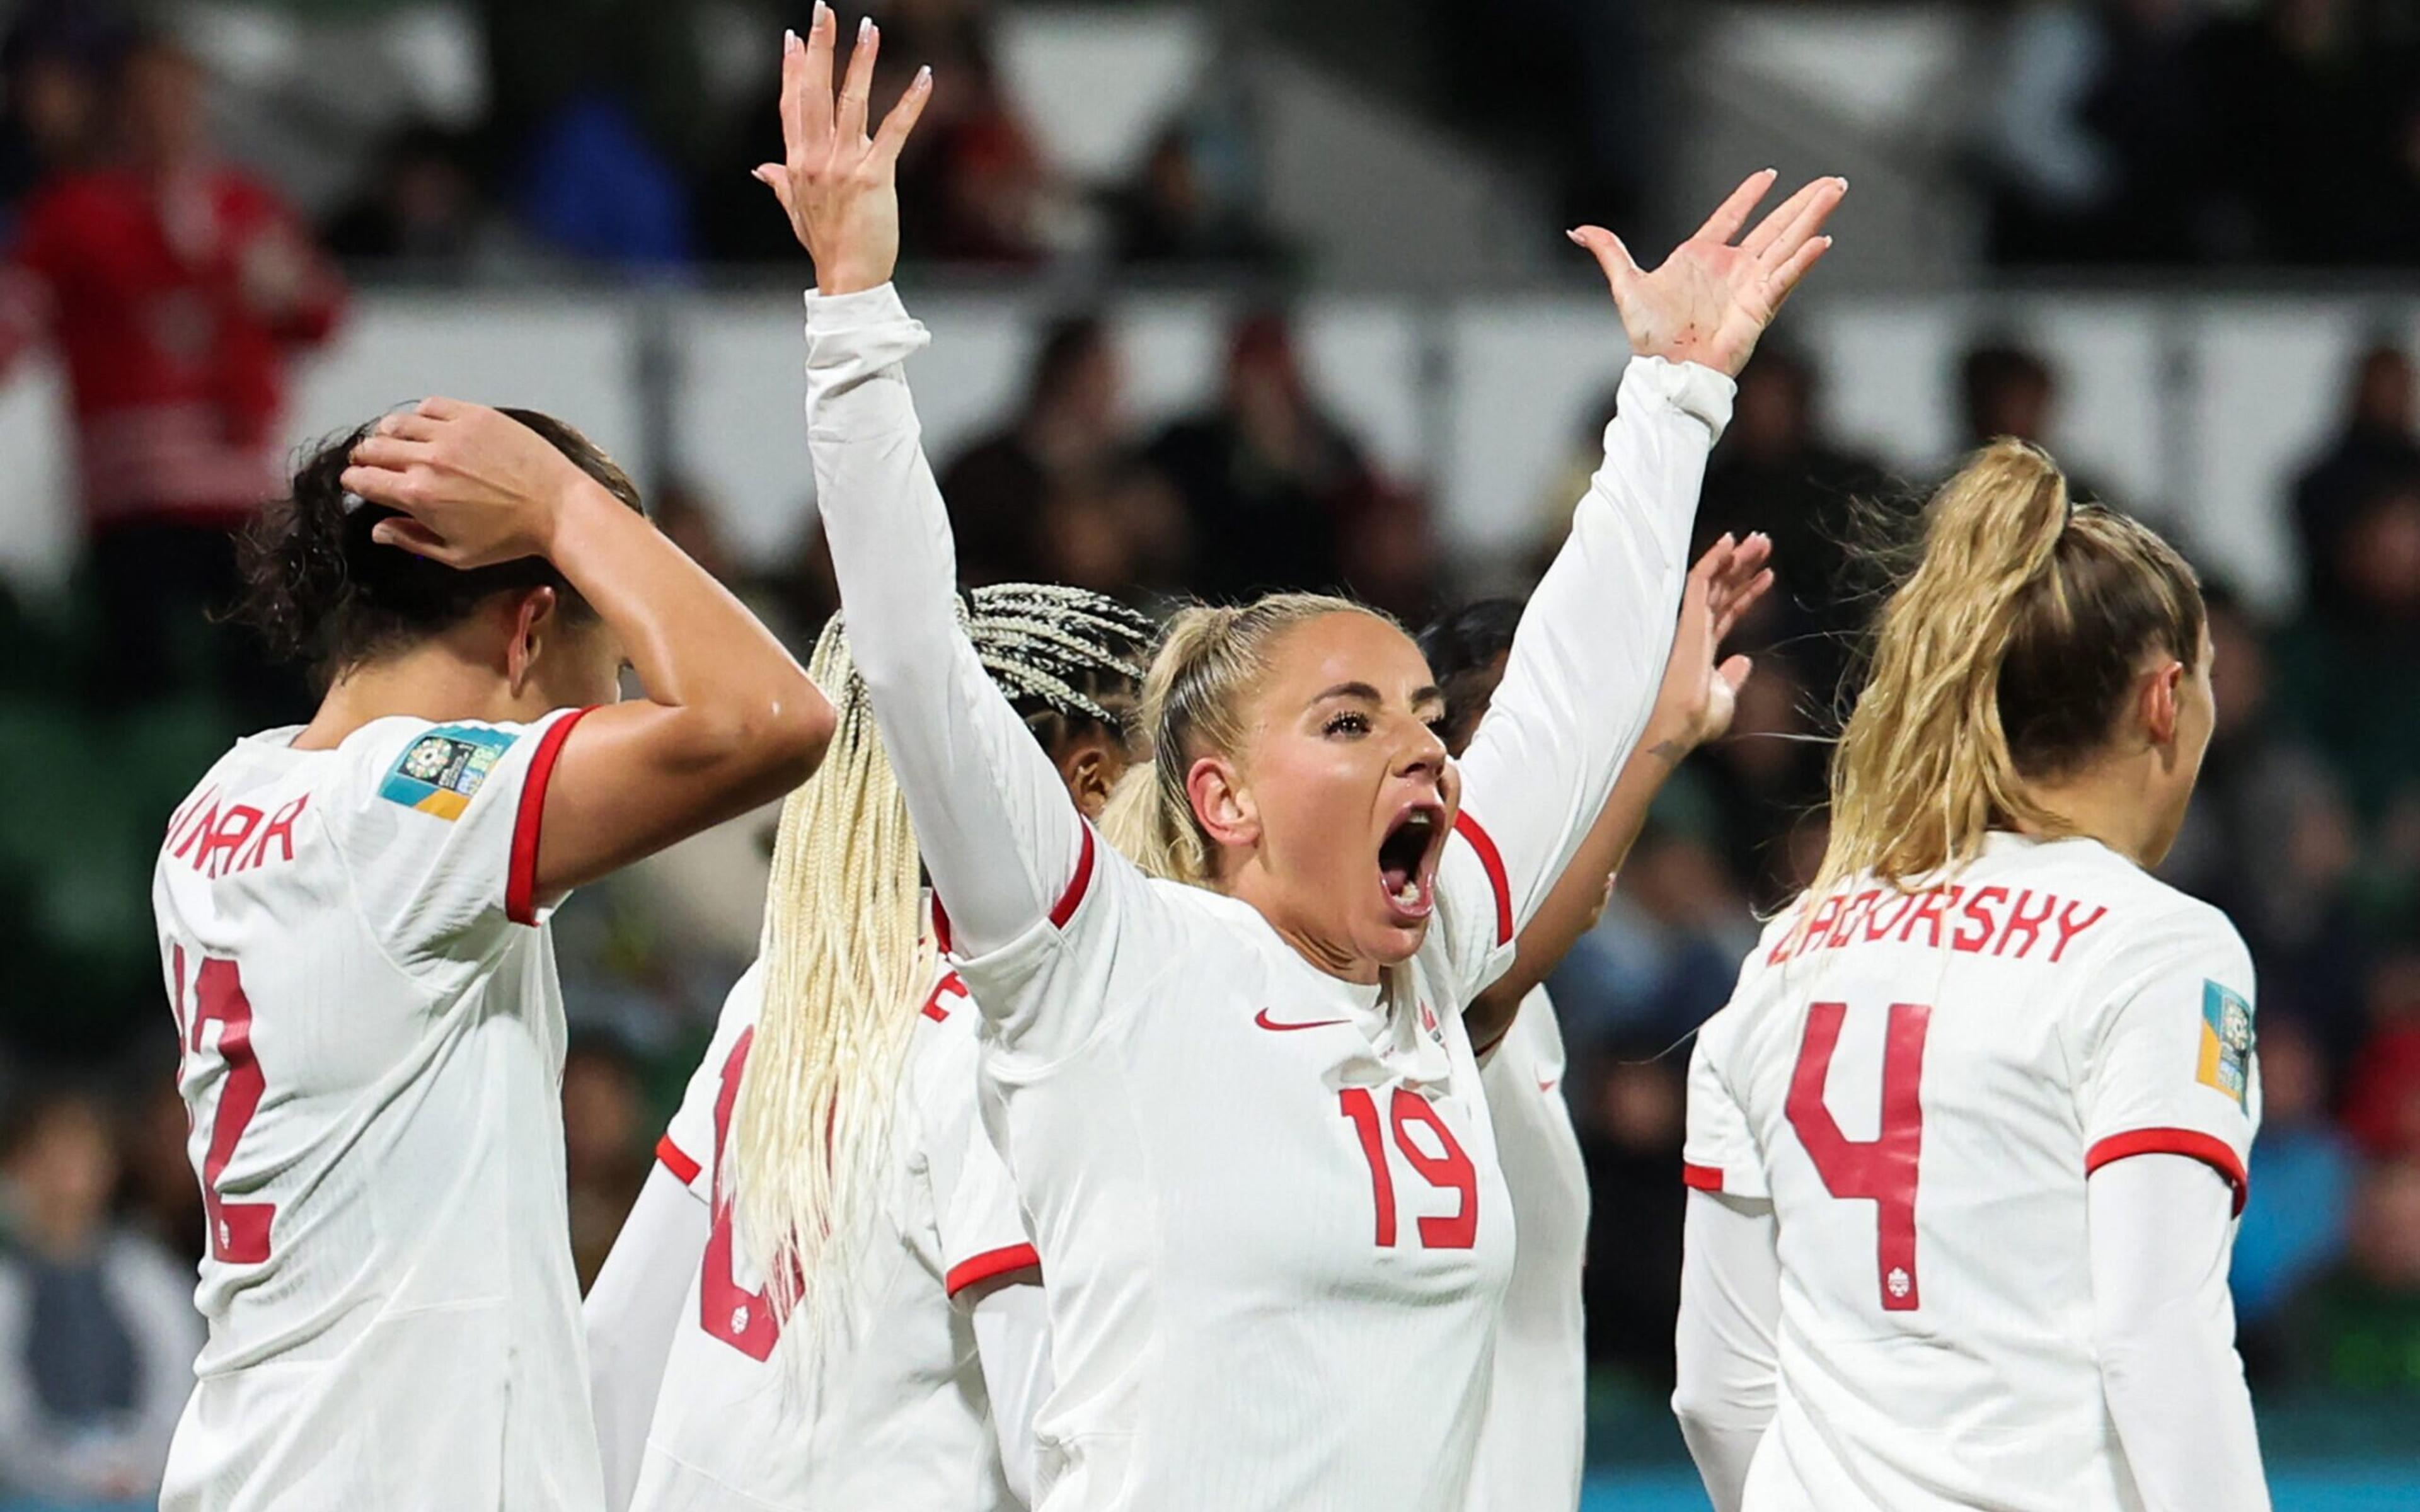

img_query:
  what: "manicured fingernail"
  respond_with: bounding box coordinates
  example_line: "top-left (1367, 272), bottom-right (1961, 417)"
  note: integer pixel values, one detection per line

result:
top-left (916, 64), bottom-right (932, 86)
top-left (813, 0), bottom-right (828, 23)
top-left (1564, 228), bottom-right (1583, 244)
top-left (785, 27), bottom-right (800, 52)
top-left (860, 15), bottom-right (873, 40)
top-left (1835, 176), bottom-right (1849, 190)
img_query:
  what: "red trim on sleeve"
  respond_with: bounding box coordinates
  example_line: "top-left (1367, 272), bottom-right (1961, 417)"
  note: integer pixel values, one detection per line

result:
top-left (945, 1242), bottom-right (1040, 1298)
top-left (1049, 826), bottom-right (1097, 929)
top-left (505, 707), bottom-right (596, 927)
top-left (930, 898), bottom-right (954, 955)
top-left (2085, 1127), bottom-right (2248, 1217)
top-left (1452, 811), bottom-right (1514, 947)
top-left (655, 1133), bottom-right (702, 1187)
top-left (1682, 1162), bottom-right (1725, 1193)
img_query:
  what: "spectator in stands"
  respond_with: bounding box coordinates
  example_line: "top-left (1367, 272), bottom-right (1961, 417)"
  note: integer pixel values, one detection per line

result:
top-left (2273, 475), bottom-right (2420, 854)
top-left (1150, 309), bottom-right (1431, 617)
top-left (1693, 340), bottom-right (1887, 695)
top-left (883, 0), bottom-right (1052, 266)
top-left (1107, 119), bottom-right (1285, 270)
top-left (563, 1033), bottom-right (651, 1293)
top-left (0, 32), bottom-right (343, 717)
top-left (2344, 948), bottom-right (2420, 1162)
top-left (0, 2), bottom-right (123, 230)
top-left (1577, 1047), bottom-right (1687, 1385)
top-left (940, 313), bottom-right (1131, 585)
top-left (2196, 0), bottom-right (2420, 264)
top-left (1957, 336), bottom-right (2116, 506)
top-left (0, 1084), bottom-right (199, 1501)
top-left (2159, 583), bottom-right (2369, 1051)
top-left (2291, 342), bottom-right (2420, 609)
top-left (2287, 1157), bottom-right (2420, 1394)
top-left (1978, 0), bottom-right (2217, 264)
top-left (1549, 808), bottom-right (1760, 1051)
top-left (322, 123), bottom-right (520, 282)
top-left (2233, 1017), bottom-right (2357, 1353)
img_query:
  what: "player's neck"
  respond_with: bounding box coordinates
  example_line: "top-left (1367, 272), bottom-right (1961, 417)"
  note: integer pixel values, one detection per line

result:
top-left (292, 639), bottom-right (543, 751)
top-left (2015, 759), bottom-right (2164, 870)
top-left (1224, 857), bottom-right (1385, 986)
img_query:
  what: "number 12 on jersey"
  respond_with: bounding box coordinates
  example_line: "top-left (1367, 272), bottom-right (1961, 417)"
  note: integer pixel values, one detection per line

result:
top-left (1787, 1000), bottom-right (1933, 1312)
top-left (170, 945), bottom-right (275, 1264)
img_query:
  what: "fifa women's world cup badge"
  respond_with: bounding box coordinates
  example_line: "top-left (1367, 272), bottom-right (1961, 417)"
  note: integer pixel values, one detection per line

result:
top-left (2196, 981), bottom-right (2254, 1108)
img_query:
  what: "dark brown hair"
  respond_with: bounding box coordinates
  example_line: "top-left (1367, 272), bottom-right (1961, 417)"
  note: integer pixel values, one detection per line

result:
top-left (235, 408), bottom-right (642, 688)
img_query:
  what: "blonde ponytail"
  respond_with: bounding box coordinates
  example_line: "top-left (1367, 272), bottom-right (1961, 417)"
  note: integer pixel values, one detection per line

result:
top-left (1812, 438), bottom-right (2203, 902)
top-left (730, 617), bottom-right (934, 1327)
top-left (1100, 593), bottom-right (1381, 888)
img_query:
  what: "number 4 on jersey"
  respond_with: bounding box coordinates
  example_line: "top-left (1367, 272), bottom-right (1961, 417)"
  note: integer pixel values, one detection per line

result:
top-left (1787, 1000), bottom-right (1932, 1312)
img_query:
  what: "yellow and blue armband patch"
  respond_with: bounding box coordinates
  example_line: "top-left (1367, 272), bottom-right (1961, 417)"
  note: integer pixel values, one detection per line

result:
top-left (379, 725), bottom-right (519, 821)
top-left (2196, 980), bottom-right (2254, 1107)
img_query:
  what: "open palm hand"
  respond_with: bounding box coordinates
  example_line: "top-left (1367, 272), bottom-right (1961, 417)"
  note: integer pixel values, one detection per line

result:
top-left (1570, 171), bottom-right (1847, 377)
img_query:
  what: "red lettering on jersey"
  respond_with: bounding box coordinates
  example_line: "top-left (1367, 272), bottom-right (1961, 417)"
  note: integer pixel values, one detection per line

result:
top-left (1866, 890), bottom-right (1916, 942)
top-left (166, 784), bottom-right (219, 845)
top-left (1952, 885), bottom-right (2008, 953)
top-left (2049, 901), bottom-right (2109, 963)
top-left (170, 794), bottom-right (222, 863)
top-left (1993, 888), bottom-right (2058, 958)
top-left (1828, 889), bottom-right (1882, 949)
top-left (234, 794), bottom-right (308, 873)
top-left (196, 806), bottom-right (264, 879)
top-left (1894, 885), bottom-right (1959, 948)
top-left (921, 971), bottom-right (971, 1022)
top-left (1804, 893), bottom-right (1844, 951)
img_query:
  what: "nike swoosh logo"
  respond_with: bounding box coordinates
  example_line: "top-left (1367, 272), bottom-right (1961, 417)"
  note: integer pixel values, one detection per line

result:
top-left (1255, 1009), bottom-right (1349, 1033)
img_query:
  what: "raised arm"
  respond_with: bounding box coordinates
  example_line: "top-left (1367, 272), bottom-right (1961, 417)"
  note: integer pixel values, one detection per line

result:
top-left (342, 403), bottom-right (833, 907)
top-left (1470, 534), bottom-right (1768, 1028)
top-left (765, 9), bottom-right (1086, 954)
top-left (1453, 170), bottom-right (1840, 972)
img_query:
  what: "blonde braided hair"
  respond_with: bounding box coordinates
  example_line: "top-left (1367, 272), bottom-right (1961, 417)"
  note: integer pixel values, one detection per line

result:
top-left (730, 585), bottom-right (1153, 1332)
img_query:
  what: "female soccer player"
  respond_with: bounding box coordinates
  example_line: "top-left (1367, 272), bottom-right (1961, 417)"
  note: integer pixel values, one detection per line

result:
top-left (1673, 442), bottom-right (2268, 1511)
top-left (760, 13), bottom-right (1840, 1507)
top-left (152, 403), bottom-right (831, 1511)
top-left (583, 584), bottom-right (1153, 1512)
top-left (1420, 533), bottom-right (1768, 1512)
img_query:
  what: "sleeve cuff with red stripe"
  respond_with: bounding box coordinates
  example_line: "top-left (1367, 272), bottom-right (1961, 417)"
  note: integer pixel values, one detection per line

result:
top-left (1683, 1162), bottom-right (1726, 1193)
top-left (656, 1133), bottom-right (702, 1188)
top-left (506, 706), bottom-right (596, 927)
top-left (945, 1242), bottom-right (1040, 1298)
top-left (2085, 1127), bottom-right (2248, 1217)
top-left (931, 824), bottom-right (1096, 957)
top-left (1452, 811), bottom-right (1514, 948)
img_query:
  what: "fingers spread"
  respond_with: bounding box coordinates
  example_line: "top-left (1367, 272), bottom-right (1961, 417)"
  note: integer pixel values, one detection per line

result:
top-left (797, 4), bottom-right (836, 152)
top-left (1756, 178), bottom-right (1846, 277)
top-left (836, 17), bottom-right (880, 144)
top-left (1740, 175), bottom-right (1838, 259)
top-left (872, 66), bottom-right (935, 167)
top-left (1693, 168), bottom-right (1777, 247)
top-left (1567, 226), bottom-right (1641, 301)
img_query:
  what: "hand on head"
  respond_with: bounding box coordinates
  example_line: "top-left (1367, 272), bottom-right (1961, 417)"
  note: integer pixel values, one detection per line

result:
top-left (1569, 171), bottom-right (1847, 377)
top-left (754, 3), bottom-right (935, 295)
top-left (341, 399), bottom-right (594, 568)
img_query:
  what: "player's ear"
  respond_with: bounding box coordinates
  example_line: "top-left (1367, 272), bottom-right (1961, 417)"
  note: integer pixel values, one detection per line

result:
top-left (1187, 753), bottom-right (1257, 850)
top-left (2140, 657), bottom-right (2183, 749)
top-left (504, 586), bottom-right (559, 695)
top-left (1056, 730), bottom-right (1122, 822)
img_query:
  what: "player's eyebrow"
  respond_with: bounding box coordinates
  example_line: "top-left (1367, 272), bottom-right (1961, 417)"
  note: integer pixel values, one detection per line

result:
top-left (1311, 680), bottom-right (1383, 705)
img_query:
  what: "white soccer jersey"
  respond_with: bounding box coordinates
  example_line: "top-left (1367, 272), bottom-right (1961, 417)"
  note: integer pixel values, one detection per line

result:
top-left (1466, 987), bottom-right (1589, 1512)
top-left (149, 710), bottom-right (602, 1512)
top-left (1683, 832), bottom-right (2262, 1511)
top-left (803, 282), bottom-right (1726, 1512)
top-left (633, 954), bottom-right (1038, 1512)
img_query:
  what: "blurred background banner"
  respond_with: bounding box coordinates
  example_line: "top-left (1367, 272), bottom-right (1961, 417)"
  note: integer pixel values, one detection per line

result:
top-left (0, 0), bottom-right (2415, 1504)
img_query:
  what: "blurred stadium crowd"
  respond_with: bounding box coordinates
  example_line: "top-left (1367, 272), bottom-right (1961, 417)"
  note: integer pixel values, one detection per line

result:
top-left (0, 0), bottom-right (2416, 1501)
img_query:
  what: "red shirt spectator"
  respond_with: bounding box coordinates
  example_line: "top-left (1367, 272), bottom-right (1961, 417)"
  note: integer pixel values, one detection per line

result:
top-left (0, 149), bottom-right (342, 528)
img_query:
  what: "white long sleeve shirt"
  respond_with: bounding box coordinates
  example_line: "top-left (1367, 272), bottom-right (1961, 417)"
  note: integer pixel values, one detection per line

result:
top-left (1674, 832), bottom-right (2270, 1512)
top-left (802, 282), bottom-right (1727, 1512)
